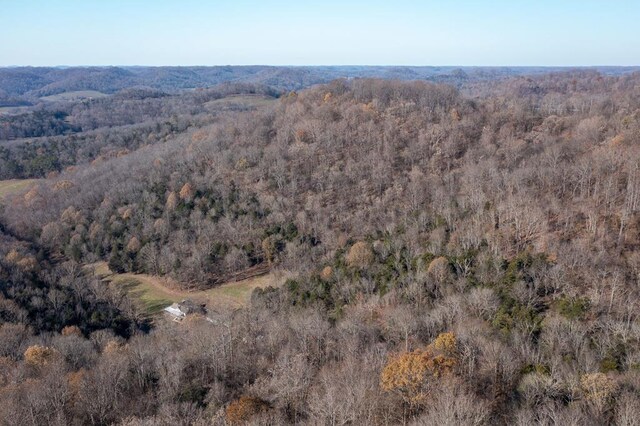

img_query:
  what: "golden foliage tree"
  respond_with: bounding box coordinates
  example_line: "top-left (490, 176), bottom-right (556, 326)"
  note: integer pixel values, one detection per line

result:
top-left (432, 331), bottom-right (457, 356)
top-left (380, 348), bottom-right (432, 404)
top-left (152, 219), bottom-right (167, 237)
top-left (88, 222), bottom-right (103, 242)
top-left (53, 180), bottom-right (74, 191)
top-left (103, 340), bottom-right (123, 355)
top-left (165, 191), bottom-right (178, 211)
top-left (17, 256), bottom-right (37, 273)
top-left (5, 250), bottom-right (37, 273)
top-left (225, 395), bottom-right (269, 424)
top-left (427, 256), bottom-right (452, 282)
top-left (120, 207), bottom-right (133, 220)
top-left (60, 206), bottom-right (83, 225)
top-left (380, 332), bottom-right (458, 404)
top-left (179, 182), bottom-right (194, 201)
top-left (346, 241), bottom-right (374, 269)
top-left (580, 372), bottom-right (618, 413)
top-left (4, 249), bottom-right (21, 264)
top-left (24, 345), bottom-right (58, 367)
top-left (23, 187), bottom-right (41, 205)
top-left (320, 265), bottom-right (333, 280)
top-left (61, 325), bottom-right (83, 337)
top-left (126, 236), bottom-right (141, 253)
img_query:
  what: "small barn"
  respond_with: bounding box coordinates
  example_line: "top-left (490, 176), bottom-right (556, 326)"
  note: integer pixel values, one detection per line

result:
top-left (164, 303), bottom-right (186, 321)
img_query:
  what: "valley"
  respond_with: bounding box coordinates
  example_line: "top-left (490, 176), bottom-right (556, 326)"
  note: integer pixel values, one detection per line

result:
top-left (89, 261), bottom-right (288, 315)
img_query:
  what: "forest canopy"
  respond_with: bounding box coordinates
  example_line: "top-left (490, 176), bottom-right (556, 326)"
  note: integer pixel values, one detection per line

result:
top-left (1, 68), bottom-right (640, 424)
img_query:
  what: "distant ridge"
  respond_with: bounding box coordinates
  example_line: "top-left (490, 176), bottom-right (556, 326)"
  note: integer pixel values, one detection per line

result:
top-left (1, 65), bottom-right (638, 100)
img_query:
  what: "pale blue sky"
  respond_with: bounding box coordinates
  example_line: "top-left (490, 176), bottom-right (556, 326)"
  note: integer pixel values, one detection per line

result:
top-left (1, 0), bottom-right (638, 66)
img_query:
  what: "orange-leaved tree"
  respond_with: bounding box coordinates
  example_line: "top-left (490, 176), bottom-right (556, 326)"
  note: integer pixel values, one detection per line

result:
top-left (345, 241), bottom-right (374, 269)
top-left (225, 395), bottom-right (270, 424)
top-left (380, 332), bottom-right (458, 404)
top-left (24, 345), bottom-right (59, 368)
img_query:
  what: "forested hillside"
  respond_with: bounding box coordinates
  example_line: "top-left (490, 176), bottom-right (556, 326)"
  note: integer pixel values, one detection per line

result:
top-left (1, 71), bottom-right (640, 424)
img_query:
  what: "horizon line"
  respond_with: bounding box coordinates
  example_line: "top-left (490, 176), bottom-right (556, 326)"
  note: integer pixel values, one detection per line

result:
top-left (2, 64), bottom-right (640, 69)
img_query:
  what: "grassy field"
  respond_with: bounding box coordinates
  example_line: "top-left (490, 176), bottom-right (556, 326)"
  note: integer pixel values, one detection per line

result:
top-left (112, 275), bottom-right (182, 315)
top-left (0, 106), bottom-right (30, 115)
top-left (40, 90), bottom-right (108, 102)
top-left (0, 179), bottom-right (39, 201)
top-left (90, 262), bottom-right (287, 316)
top-left (206, 273), bottom-right (283, 308)
top-left (204, 94), bottom-right (277, 111)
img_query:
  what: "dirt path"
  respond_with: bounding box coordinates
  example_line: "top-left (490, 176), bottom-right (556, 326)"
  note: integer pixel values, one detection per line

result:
top-left (89, 262), bottom-right (289, 314)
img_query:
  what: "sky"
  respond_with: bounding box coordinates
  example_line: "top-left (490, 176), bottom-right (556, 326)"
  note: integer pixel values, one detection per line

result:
top-left (1, 0), bottom-right (639, 66)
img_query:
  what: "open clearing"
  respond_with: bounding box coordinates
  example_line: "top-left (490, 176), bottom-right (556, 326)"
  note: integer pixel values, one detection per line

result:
top-left (40, 90), bottom-right (108, 102)
top-left (0, 106), bottom-right (30, 115)
top-left (204, 94), bottom-right (277, 111)
top-left (89, 262), bottom-right (288, 315)
top-left (0, 179), bottom-right (39, 201)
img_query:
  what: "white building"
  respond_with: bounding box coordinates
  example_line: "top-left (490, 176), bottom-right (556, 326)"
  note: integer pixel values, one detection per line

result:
top-left (163, 303), bottom-right (186, 321)
top-left (163, 299), bottom-right (207, 322)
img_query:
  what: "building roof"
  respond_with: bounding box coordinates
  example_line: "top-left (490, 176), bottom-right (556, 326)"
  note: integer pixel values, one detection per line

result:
top-left (164, 304), bottom-right (185, 318)
top-left (178, 299), bottom-right (206, 315)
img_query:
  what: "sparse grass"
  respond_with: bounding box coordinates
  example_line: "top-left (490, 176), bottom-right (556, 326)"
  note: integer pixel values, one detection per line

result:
top-left (108, 274), bottom-right (180, 315)
top-left (40, 90), bottom-right (108, 102)
top-left (0, 179), bottom-right (39, 201)
top-left (88, 262), bottom-right (288, 316)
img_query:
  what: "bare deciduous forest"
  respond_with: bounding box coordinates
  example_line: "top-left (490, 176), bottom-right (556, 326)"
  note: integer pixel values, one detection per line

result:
top-left (1, 67), bottom-right (640, 425)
